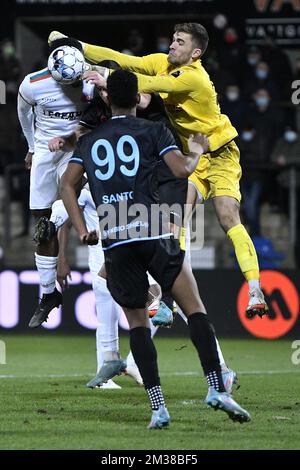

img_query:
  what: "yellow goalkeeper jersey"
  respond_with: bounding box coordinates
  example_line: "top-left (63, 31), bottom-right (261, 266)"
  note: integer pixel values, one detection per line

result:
top-left (84, 44), bottom-right (238, 153)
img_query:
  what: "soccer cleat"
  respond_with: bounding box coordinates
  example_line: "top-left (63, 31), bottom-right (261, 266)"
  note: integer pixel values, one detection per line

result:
top-left (97, 379), bottom-right (121, 390)
top-left (151, 301), bottom-right (173, 328)
top-left (246, 288), bottom-right (269, 319)
top-left (28, 288), bottom-right (63, 328)
top-left (48, 31), bottom-right (68, 45)
top-left (147, 405), bottom-right (170, 429)
top-left (148, 298), bottom-right (160, 318)
top-left (125, 364), bottom-right (143, 386)
top-left (86, 359), bottom-right (127, 388)
top-left (222, 368), bottom-right (238, 394)
top-left (33, 217), bottom-right (56, 246)
top-left (205, 387), bottom-right (251, 423)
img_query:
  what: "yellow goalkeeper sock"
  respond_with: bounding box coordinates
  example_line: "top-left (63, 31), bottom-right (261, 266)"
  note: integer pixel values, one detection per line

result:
top-left (179, 226), bottom-right (186, 251)
top-left (227, 224), bottom-right (260, 282)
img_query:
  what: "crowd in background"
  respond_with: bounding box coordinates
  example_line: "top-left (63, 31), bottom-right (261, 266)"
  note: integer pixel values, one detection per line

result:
top-left (0, 20), bottom-right (299, 259)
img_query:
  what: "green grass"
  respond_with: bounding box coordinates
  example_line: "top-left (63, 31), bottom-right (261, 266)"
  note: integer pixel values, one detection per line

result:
top-left (0, 334), bottom-right (300, 450)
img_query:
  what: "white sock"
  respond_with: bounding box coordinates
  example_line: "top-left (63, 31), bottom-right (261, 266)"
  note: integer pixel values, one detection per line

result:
top-left (150, 321), bottom-right (158, 338)
top-left (103, 351), bottom-right (120, 361)
top-left (215, 338), bottom-right (226, 368)
top-left (184, 223), bottom-right (191, 265)
top-left (50, 199), bottom-right (69, 231)
top-left (93, 275), bottom-right (120, 372)
top-left (96, 328), bottom-right (105, 371)
top-left (35, 253), bottom-right (57, 295)
top-left (248, 279), bottom-right (260, 291)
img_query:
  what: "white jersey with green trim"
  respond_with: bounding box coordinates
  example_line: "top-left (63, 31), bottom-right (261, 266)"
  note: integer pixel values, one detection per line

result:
top-left (18, 67), bottom-right (94, 146)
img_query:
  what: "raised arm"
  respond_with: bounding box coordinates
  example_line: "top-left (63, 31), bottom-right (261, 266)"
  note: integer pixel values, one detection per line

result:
top-left (163, 134), bottom-right (209, 178)
top-left (17, 76), bottom-right (36, 154)
top-left (60, 162), bottom-right (98, 245)
top-left (48, 31), bottom-right (166, 75)
top-left (135, 68), bottom-right (201, 94)
top-left (48, 125), bottom-right (90, 152)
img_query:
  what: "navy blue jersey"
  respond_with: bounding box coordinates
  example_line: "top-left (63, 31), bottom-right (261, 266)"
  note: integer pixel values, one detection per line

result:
top-left (70, 115), bottom-right (179, 249)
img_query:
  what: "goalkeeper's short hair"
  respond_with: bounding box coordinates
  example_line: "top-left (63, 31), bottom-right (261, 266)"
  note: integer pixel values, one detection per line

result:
top-left (107, 69), bottom-right (138, 109)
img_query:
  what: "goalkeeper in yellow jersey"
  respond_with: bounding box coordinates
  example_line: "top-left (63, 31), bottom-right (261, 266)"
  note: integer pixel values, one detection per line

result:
top-left (48, 24), bottom-right (268, 318)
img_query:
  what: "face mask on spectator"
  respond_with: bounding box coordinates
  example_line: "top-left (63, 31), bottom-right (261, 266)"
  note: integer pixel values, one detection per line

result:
top-left (256, 69), bottom-right (268, 80)
top-left (284, 130), bottom-right (297, 143)
top-left (224, 29), bottom-right (238, 44)
top-left (2, 42), bottom-right (15, 59)
top-left (247, 56), bottom-right (258, 66)
top-left (242, 131), bottom-right (254, 141)
top-left (226, 91), bottom-right (239, 101)
top-left (157, 41), bottom-right (170, 53)
top-left (255, 96), bottom-right (269, 108)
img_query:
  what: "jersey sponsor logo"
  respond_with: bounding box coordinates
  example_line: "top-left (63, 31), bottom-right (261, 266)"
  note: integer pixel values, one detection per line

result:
top-left (38, 97), bottom-right (57, 104)
top-left (237, 270), bottom-right (300, 339)
top-left (102, 220), bottom-right (149, 238)
top-left (42, 109), bottom-right (83, 120)
top-left (171, 70), bottom-right (184, 78)
top-left (102, 191), bottom-right (134, 204)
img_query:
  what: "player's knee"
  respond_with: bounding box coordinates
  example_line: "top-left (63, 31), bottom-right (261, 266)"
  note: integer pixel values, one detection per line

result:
top-left (215, 200), bottom-right (240, 232)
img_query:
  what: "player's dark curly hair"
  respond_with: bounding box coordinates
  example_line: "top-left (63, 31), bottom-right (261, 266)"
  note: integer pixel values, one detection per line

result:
top-left (107, 69), bottom-right (138, 109)
top-left (174, 23), bottom-right (209, 56)
top-left (48, 37), bottom-right (83, 54)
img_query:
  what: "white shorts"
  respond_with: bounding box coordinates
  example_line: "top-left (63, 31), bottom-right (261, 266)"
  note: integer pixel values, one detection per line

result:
top-left (29, 145), bottom-right (73, 210)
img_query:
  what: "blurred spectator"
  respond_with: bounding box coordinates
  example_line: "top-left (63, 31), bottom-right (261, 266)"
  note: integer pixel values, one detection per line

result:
top-left (271, 126), bottom-right (300, 187)
top-left (213, 14), bottom-right (228, 31)
top-left (221, 84), bottom-right (248, 133)
top-left (204, 52), bottom-right (236, 97)
top-left (293, 57), bottom-right (300, 81)
top-left (0, 93), bottom-right (19, 174)
top-left (244, 61), bottom-right (279, 101)
top-left (249, 89), bottom-right (284, 156)
top-left (0, 39), bottom-right (21, 96)
top-left (121, 48), bottom-right (135, 56)
top-left (126, 29), bottom-right (146, 56)
top-left (156, 36), bottom-right (170, 54)
top-left (271, 126), bottom-right (300, 266)
top-left (241, 46), bottom-right (262, 86)
top-left (217, 27), bottom-right (245, 85)
top-left (261, 35), bottom-right (293, 100)
top-left (239, 125), bottom-right (264, 236)
top-left (248, 89), bottom-right (285, 210)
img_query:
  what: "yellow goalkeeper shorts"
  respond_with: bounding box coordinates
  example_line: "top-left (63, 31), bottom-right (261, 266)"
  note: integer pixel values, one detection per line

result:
top-left (188, 140), bottom-right (242, 202)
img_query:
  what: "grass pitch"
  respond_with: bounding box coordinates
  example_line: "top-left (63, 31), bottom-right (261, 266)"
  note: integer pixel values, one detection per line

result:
top-left (0, 334), bottom-right (300, 450)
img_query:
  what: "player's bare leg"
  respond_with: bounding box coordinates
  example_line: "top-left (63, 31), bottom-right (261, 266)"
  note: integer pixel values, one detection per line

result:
top-left (87, 266), bottom-right (160, 389)
top-left (179, 183), bottom-right (236, 389)
top-left (170, 260), bottom-right (250, 423)
top-left (28, 209), bottom-right (62, 328)
top-left (213, 195), bottom-right (268, 318)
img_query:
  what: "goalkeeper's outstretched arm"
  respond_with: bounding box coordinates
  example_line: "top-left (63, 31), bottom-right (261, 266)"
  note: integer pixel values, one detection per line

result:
top-left (48, 31), bottom-right (166, 76)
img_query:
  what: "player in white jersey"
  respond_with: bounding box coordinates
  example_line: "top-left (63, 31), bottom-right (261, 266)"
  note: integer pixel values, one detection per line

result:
top-left (17, 38), bottom-right (95, 328)
top-left (49, 186), bottom-right (160, 388)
